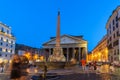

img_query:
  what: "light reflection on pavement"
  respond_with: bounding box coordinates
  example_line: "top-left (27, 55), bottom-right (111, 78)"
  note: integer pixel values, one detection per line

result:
top-left (1, 64), bottom-right (120, 80)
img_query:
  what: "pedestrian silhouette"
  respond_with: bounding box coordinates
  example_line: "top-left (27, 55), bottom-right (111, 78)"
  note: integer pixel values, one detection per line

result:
top-left (10, 54), bottom-right (21, 80)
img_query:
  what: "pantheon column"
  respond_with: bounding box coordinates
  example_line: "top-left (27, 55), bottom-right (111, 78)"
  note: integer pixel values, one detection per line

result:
top-left (49, 48), bottom-right (51, 55)
top-left (78, 47), bottom-right (81, 61)
top-left (83, 47), bottom-right (87, 59)
top-left (67, 48), bottom-right (69, 62)
top-left (72, 48), bottom-right (75, 59)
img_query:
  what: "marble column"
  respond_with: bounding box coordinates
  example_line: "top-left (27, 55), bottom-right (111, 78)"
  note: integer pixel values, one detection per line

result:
top-left (67, 48), bottom-right (69, 62)
top-left (49, 48), bottom-right (51, 56)
top-left (83, 47), bottom-right (87, 59)
top-left (72, 48), bottom-right (75, 59)
top-left (78, 47), bottom-right (81, 62)
top-left (85, 47), bottom-right (87, 59)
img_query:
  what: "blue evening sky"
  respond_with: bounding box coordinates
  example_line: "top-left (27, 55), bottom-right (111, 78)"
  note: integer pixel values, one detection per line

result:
top-left (0, 0), bottom-right (119, 51)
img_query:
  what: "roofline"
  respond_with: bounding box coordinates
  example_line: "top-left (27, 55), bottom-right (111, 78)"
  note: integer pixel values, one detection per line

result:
top-left (91, 34), bottom-right (107, 52)
top-left (0, 22), bottom-right (11, 29)
top-left (106, 6), bottom-right (120, 29)
top-left (42, 34), bottom-right (87, 46)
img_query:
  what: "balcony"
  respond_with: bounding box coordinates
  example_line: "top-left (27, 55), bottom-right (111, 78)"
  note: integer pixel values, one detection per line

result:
top-left (0, 31), bottom-right (15, 39)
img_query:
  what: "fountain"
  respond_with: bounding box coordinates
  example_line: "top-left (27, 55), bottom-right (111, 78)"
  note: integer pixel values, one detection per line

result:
top-left (48, 11), bottom-right (66, 62)
top-left (36, 10), bottom-right (66, 67)
top-left (48, 47), bottom-right (66, 62)
top-left (44, 11), bottom-right (66, 69)
top-left (35, 10), bottom-right (77, 69)
top-left (34, 11), bottom-right (67, 80)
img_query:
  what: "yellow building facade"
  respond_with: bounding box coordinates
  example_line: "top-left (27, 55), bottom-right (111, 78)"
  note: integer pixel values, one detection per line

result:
top-left (87, 35), bottom-right (108, 62)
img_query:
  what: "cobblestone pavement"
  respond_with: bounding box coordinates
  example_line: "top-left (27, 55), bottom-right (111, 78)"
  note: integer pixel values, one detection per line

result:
top-left (0, 73), bottom-right (33, 80)
top-left (1, 65), bottom-right (120, 80)
top-left (58, 73), bottom-right (113, 80)
top-left (0, 72), bottom-right (120, 80)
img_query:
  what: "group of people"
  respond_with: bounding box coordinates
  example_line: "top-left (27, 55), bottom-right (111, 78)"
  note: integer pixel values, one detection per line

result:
top-left (88, 61), bottom-right (97, 70)
top-left (9, 54), bottom-right (29, 80)
top-left (81, 59), bottom-right (97, 71)
top-left (81, 59), bottom-right (117, 74)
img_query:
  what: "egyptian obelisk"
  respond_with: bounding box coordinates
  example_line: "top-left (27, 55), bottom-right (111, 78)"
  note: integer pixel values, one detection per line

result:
top-left (48, 11), bottom-right (66, 62)
top-left (56, 11), bottom-right (60, 47)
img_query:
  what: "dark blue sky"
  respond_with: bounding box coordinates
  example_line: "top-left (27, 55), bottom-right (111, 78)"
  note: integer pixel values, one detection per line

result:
top-left (0, 0), bottom-right (119, 51)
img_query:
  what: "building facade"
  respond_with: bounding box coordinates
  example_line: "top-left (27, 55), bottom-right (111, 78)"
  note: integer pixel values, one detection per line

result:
top-left (43, 34), bottom-right (88, 62)
top-left (0, 22), bottom-right (16, 63)
top-left (106, 6), bottom-right (120, 62)
top-left (87, 52), bottom-right (92, 62)
top-left (88, 35), bottom-right (108, 62)
top-left (15, 43), bottom-right (41, 61)
top-left (15, 43), bottom-right (40, 55)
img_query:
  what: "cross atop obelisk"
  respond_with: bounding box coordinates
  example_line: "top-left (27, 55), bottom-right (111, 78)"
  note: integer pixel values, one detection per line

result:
top-left (56, 10), bottom-right (60, 47)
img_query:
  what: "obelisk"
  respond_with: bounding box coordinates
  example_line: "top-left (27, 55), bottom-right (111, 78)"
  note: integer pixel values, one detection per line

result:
top-left (48, 11), bottom-right (66, 62)
top-left (56, 11), bottom-right (60, 47)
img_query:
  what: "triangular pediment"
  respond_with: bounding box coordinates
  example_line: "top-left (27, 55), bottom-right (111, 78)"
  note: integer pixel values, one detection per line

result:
top-left (43, 35), bottom-right (87, 45)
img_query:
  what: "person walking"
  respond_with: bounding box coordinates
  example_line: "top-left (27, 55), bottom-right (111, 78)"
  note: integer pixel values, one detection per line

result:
top-left (9, 54), bottom-right (21, 80)
top-left (0, 65), bottom-right (2, 72)
top-left (93, 61), bottom-right (97, 70)
top-left (88, 62), bottom-right (92, 70)
top-left (42, 63), bottom-right (48, 80)
top-left (20, 55), bottom-right (29, 80)
top-left (81, 58), bottom-right (86, 71)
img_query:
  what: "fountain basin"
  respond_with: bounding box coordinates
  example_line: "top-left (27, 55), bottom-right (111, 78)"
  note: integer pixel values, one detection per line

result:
top-left (35, 62), bottom-right (66, 70)
top-left (65, 62), bottom-right (77, 67)
top-left (31, 73), bottom-right (60, 80)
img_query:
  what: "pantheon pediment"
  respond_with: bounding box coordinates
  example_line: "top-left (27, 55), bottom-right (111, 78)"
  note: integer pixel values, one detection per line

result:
top-left (43, 35), bottom-right (87, 45)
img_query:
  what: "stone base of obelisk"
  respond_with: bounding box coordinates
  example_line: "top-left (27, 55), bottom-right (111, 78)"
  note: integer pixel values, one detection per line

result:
top-left (48, 47), bottom-right (66, 62)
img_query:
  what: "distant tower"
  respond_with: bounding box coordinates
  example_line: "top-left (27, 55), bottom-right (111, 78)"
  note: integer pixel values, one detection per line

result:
top-left (56, 11), bottom-right (60, 47)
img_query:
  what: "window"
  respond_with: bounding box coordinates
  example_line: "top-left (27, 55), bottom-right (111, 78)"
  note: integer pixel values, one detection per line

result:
top-left (110, 37), bottom-right (112, 41)
top-left (6, 49), bottom-right (8, 52)
top-left (11, 41), bottom-right (13, 44)
top-left (108, 43), bottom-right (112, 49)
top-left (113, 20), bottom-right (115, 25)
top-left (11, 50), bottom-right (12, 53)
top-left (116, 23), bottom-right (118, 28)
top-left (116, 31), bottom-right (119, 36)
top-left (11, 45), bottom-right (13, 48)
top-left (7, 30), bottom-right (9, 34)
top-left (117, 49), bottom-right (119, 55)
top-left (109, 24), bottom-right (111, 29)
top-left (5, 54), bottom-right (7, 57)
top-left (6, 39), bottom-right (8, 42)
top-left (107, 39), bottom-right (109, 44)
top-left (113, 26), bottom-right (115, 31)
top-left (113, 33), bottom-right (115, 39)
top-left (0, 42), bottom-right (3, 45)
top-left (113, 40), bottom-right (119, 47)
top-left (114, 50), bottom-right (116, 55)
top-left (1, 27), bottom-right (4, 32)
top-left (0, 48), bottom-right (2, 51)
top-left (116, 15), bottom-right (118, 21)
top-left (1, 37), bottom-right (3, 41)
top-left (107, 29), bottom-right (109, 34)
top-left (6, 44), bottom-right (8, 47)
top-left (111, 56), bottom-right (113, 61)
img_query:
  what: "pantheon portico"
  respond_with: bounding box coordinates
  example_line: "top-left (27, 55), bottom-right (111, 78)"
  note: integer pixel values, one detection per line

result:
top-left (42, 34), bottom-right (88, 62)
